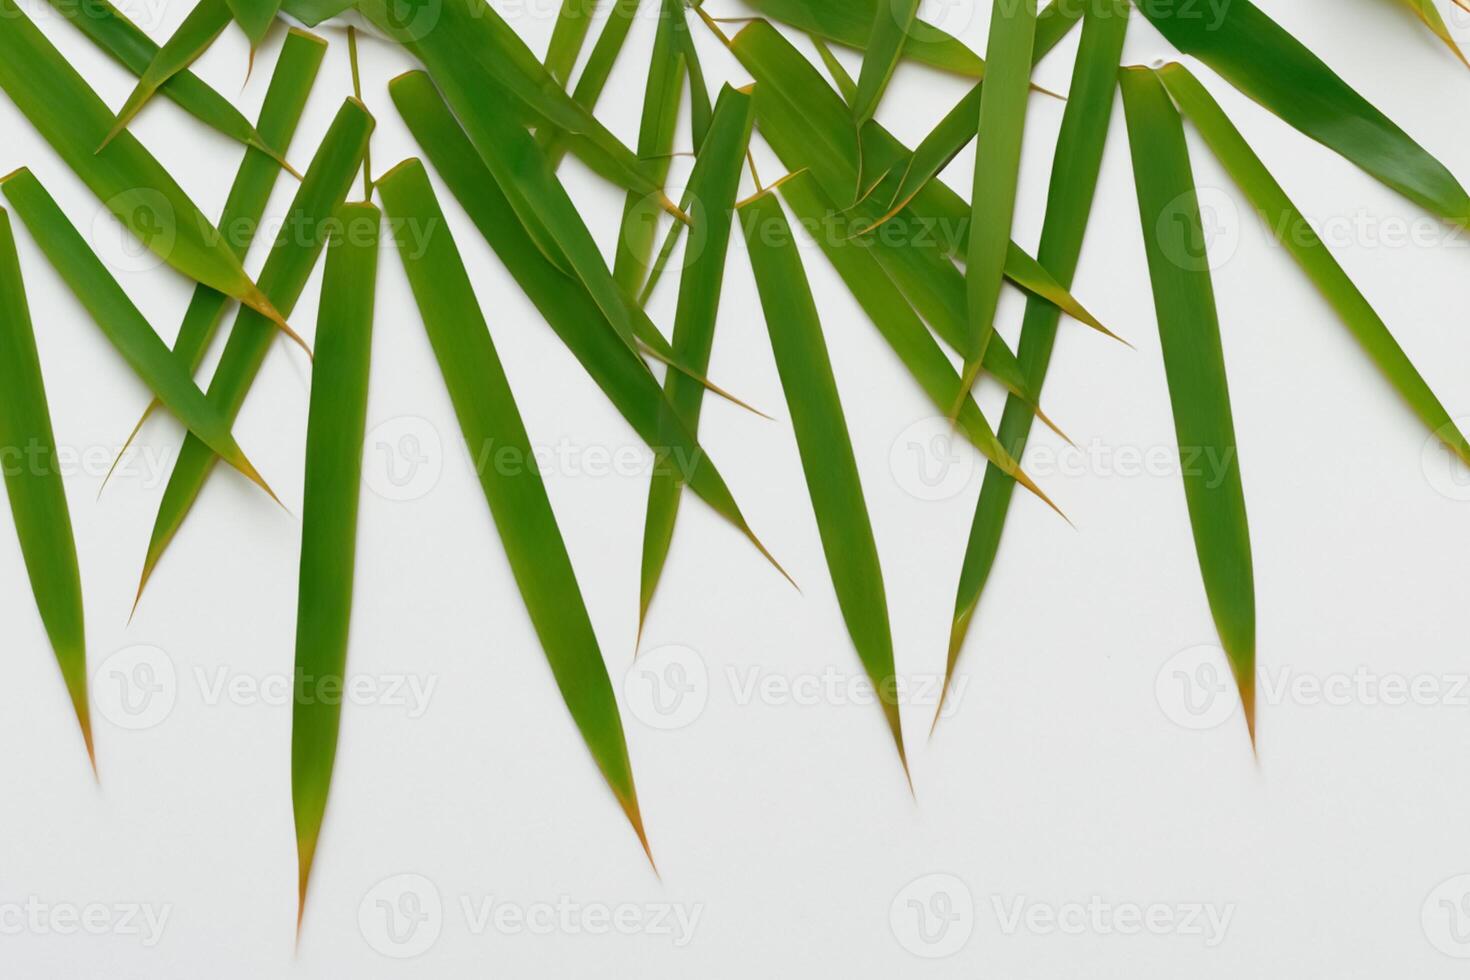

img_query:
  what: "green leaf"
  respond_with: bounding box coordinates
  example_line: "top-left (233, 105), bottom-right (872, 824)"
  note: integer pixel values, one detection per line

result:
top-left (1156, 61), bottom-right (1470, 466)
top-left (739, 190), bottom-right (908, 779)
top-left (44, 0), bottom-right (292, 169)
top-left (0, 0), bottom-right (295, 334)
top-left (132, 98), bottom-right (374, 608)
top-left (741, 0), bottom-right (987, 76)
top-left (227, 0), bottom-right (283, 49)
top-left (0, 209), bottom-right (93, 772)
top-left (614, 0), bottom-right (687, 297)
top-left (389, 70), bottom-right (787, 582)
top-left (278, 0), bottom-right (354, 25)
top-left (955, 0), bottom-right (1041, 413)
top-left (637, 84), bottom-right (754, 634)
top-left (106, 28), bottom-right (328, 490)
top-left (538, 0), bottom-right (641, 165)
top-left (377, 158), bottom-right (653, 864)
top-left (852, 0), bottom-right (922, 125)
top-left (776, 170), bottom-right (1053, 508)
top-left (0, 170), bottom-right (277, 502)
top-left (1135, 0), bottom-right (1470, 224)
top-left (675, 3), bottom-right (715, 151)
top-left (293, 202), bottom-right (380, 926)
top-left (357, 0), bottom-right (680, 212)
top-left (883, 0), bottom-right (1081, 224)
top-left (1119, 65), bottom-right (1256, 746)
top-left (941, 0), bottom-right (1129, 725)
top-left (544, 0), bottom-right (599, 85)
top-left (100, 0), bottom-right (234, 152)
top-left (1392, 0), bottom-right (1470, 67)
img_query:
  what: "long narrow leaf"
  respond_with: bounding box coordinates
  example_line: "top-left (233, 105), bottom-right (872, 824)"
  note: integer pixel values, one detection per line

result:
top-left (614, 0), bottom-right (686, 296)
top-left (101, 0), bottom-right (234, 151)
top-left (0, 171), bottom-right (275, 500)
top-left (43, 0), bottom-right (292, 172)
top-left (739, 190), bottom-right (908, 778)
top-left (741, 0), bottom-right (986, 76)
top-left (955, 0), bottom-right (1040, 414)
top-left (133, 99), bottom-right (374, 607)
top-left (941, 0), bottom-right (1129, 724)
top-left (389, 71), bottom-right (787, 583)
top-left (852, 0), bottom-right (922, 125)
top-left (1392, 0), bottom-right (1470, 67)
top-left (538, 0), bottom-right (641, 164)
top-left (1157, 61), bottom-right (1470, 466)
top-left (544, 0), bottom-right (599, 85)
top-left (638, 85), bottom-right (753, 634)
top-left (0, 0), bottom-right (294, 334)
top-left (0, 209), bottom-right (93, 771)
top-left (227, 0), bottom-right (283, 50)
top-left (108, 28), bottom-right (328, 488)
top-left (377, 158), bottom-right (652, 861)
top-left (293, 202), bottom-right (380, 927)
top-left (1135, 0), bottom-right (1470, 223)
top-left (1119, 65), bottom-right (1256, 746)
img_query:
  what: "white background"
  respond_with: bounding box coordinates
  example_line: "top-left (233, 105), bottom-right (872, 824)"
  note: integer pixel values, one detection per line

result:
top-left (1, 0), bottom-right (1469, 975)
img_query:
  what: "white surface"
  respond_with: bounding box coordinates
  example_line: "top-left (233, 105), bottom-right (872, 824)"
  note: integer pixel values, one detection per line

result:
top-left (1, 0), bottom-right (1469, 975)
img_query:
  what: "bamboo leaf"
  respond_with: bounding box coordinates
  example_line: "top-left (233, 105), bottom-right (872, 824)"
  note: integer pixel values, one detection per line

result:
top-left (614, 0), bottom-right (687, 297)
top-left (941, 0), bottom-right (1129, 725)
top-left (389, 70), bottom-right (787, 582)
top-left (544, 0), bottom-right (599, 85)
top-left (0, 209), bottom-right (93, 772)
top-left (538, 0), bottom-right (641, 164)
top-left (955, 0), bottom-right (1039, 415)
top-left (1119, 65), bottom-right (1256, 746)
top-left (1135, 0), bottom-right (1470, 224)
top-left (676, 3), bottom-right (715, 151)
top-left (132, 98), bottom-right (374, 608)
top-left (107, 28), bottom-right (328, 490)
top-left (1391, 0), bottom-right (1470, 67)
top-left (227, 0), bottom-right (284, 50)
top-left (278, 0), bottom-right (353, 25)
top-left (852, 0), bottom-right (922, 125)
top-left (0, 171), bottom-right (277, 501)
top-left (884, 0), bottom-right (1082, 223)
top-left (741, 0), bottom-right (987, 76)
top-left (776, 170), bottom-right (1052, 508)
top-left (377, 158), bottom-right (652, 863)
top-left (101, 0), bottom-right (234, 151)
top-left (44, 0), bottom-right (292, 169)
top-left (0, 0), bottom-right (296, 334)
top-left (293, 202), bottom-right (380, 927)
top-left (638, 84), bottom-right (754, 633)
top-left (739, 190), bottom-right (908, 779)
top-left (1156, 61), bottom-right (1470, 466)
top-left (357, 0), bottom-right (680, 212)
